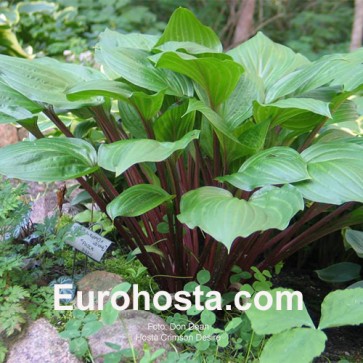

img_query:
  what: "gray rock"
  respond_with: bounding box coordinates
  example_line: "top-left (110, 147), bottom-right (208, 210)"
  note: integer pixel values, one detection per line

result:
top-left (6, 318), bottom-right (81, 363)
top-left (76, 270), bottom-right (125, 310)
top-left (88, 310), bottom-right (178, 362)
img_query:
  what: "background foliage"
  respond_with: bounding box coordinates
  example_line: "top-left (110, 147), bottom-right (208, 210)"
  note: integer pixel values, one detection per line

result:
top-left (2, 0), bottom-right (355, 59)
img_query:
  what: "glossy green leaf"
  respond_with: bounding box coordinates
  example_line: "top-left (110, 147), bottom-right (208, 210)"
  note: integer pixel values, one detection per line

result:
top-left (265, 52), bottom-right (363, 103)
top-left (0, 138), bottom-right (98, 182)
top-left (0, 81), bottom-right (42, 123)
top-left (219, 147), bottom-right (310, 191)
top-left (315, 262), bottom-right (361, 283)
top-left (264, 98), bottom-right (331, 119)
top-left (95, 37), bottom-right (193, 97)
top-left (130, 91), bottom-right (164, 120)
top-left (236, 119), bottom-right (271, 156)
top-left (157, 52), bottom-right (243, 106)
top-left (155, 8), bottom-right (222, 52)
top-left (155, 41), bottom-right (219, 55)
top-left (295, 141), bottom-right (363, 204)
top-left (118, 100), bottom-right (147, 139)
top-left (347, 281), bottom-right (363, 289)
top-left (178, 185), bottom-right (303, 251)
top-left (319, 288), bottom-right (363, 329)
top-left (246, 288), bottom-right (314, 335)
top-left (260, 328), bottom-right (327, 363)
top-left (220, 74), bottom-right (263, 129)
top-left (186, 99), bottom-right (239, 142)
top-left (66, 79), bottom-right (133, 102)
top-left (0, 55), bottom-right (104, 109)
top-left (96, 28), bottom-right (157, 51)
top-left (228, 32), bottom-right (309, 97)
top-left (153, 101), bottom-right (195, 142)
top-left (107, 184), bottom-right (174, 218)
top-left (69, 81), bottom-right (164, 121)
top-left (344, 229), bottom-right (363, 258)
top-left (98, 130), bottom-right (200, 176)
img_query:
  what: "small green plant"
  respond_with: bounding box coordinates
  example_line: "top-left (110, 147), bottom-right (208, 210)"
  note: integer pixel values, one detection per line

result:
top-left (0, 180), bottom-right (75, 338)
top-left (59, 309), bottom-right (103, 359)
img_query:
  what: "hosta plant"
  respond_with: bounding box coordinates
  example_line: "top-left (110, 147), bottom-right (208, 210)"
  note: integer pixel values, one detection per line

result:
top-left (1, 8), bottom-right (363, 292)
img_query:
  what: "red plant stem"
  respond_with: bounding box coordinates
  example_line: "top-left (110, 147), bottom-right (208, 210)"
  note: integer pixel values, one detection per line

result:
top-left (42, 107), bottom-right (168, 284)
top-left (264, 202), bottom-right (355, 267)
top-left (213, 132), bottom-right (221, 178)
top-left (194, 140), bottom-right (213, 185)
top-left (244, 205), bottom-right (329, 269)
top-left (194, 233), bottom-right (212, 277)
top-left (43, 107), bottom-right (74, 137)
top-left (91, 106), bottom-right (122, 143)
top-left (165, 160), bottom-right (185, 289)
top-left (177, 156), bottom-right (188, 195)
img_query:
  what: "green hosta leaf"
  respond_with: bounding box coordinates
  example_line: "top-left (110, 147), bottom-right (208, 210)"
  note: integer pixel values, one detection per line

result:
top-left (265, 55), bottom-right (343, 103)
top-left (97, 29), bottom-right (157, 51)
top-left (246, 288), bottom-right (314, 335)
top-left (295, 141), bottom-right (363, 204)
top-left (95, 37), bottom-right (193, 97)
top-left (347, 281), bottom-right (363, 289)
top-left (318, 288), bottom-right (363, 329)
top-left (157, 53), bottom-right (243, 107)
top-left (107, 184), bottom-right (174, 218)
top-left (344, 229), bottom-right (363, 258)
top-left (118, 100), bottom-right (146, 138)
top-left (99, 130), bottom-right (200, 176)
top-left (236, 119), bottom-right (271, 156)
top-left (154, 101), bottom-right (195, 142)
top-left (66, 80), bottom-right (133, 102)
top-left (260, 328), bottom-right (327, 363)
top-left (130, 91), bottom-right (164, 120)
top-left (69, 81), bottom-right (164, 121)
top-left (178, 185), bottom-right (303, 251)
top-left (0, 55), bottom-right (104, 109)
top-left (249, 185), bottom-right (304, 230)
top-left (228, 32), bottom-right (309, 98)
top-left (330, 49), bottom-right (363, 92)
top-left (263, 98), bottom-right (332, 119)
top-left (315, 262), bottom-right (361, 283)
top-left (265, 51), bottom-right (363, 103)
top-left (155, 41), bottom-right (219, 55)
top-left (0, 81), bottom-right (42, 123)
top-left (327, 99), bottom-right (358, 125)
top-left (253, 101), bottom-right (324, 131)
top-left (155, 8), bottom-right (222, 52)
top-left (186, 99), bottom-right (238, 142)
top-left (0, 138), bottom-right (98, 182)
top-left (220, 74), bottom-right (264, 129)
top-left (219, 147), bottom-right (310, 191)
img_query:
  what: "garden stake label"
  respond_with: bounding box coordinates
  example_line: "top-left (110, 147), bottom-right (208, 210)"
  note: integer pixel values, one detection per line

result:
top-left (66, 223), bottom-right (112, 262)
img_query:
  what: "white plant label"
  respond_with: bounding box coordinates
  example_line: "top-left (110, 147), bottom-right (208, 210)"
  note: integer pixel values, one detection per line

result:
top-left (67, 223), bottom-right (112, 261)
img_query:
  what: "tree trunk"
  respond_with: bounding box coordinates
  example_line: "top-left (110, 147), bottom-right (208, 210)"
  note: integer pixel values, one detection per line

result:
top-left (232, 0), bottom-right (256, 46)
top-left (350, 0), bottom-right (363, 51)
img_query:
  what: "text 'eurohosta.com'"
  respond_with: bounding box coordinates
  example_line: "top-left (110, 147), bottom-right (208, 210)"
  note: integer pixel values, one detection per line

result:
top-left (54, 284), bottom-right (304, 312)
